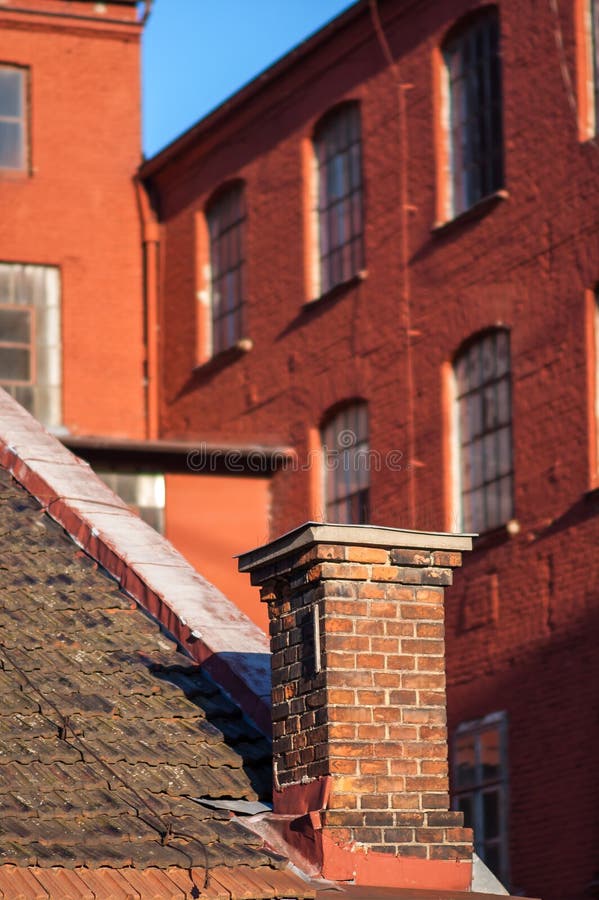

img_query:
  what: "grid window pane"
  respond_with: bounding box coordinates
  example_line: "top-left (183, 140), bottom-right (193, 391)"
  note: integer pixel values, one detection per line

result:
top-left (0, 346), bottom-right (30, 381)
top-left (96, 471), bottom-right (165, 535)
top-left (0, 264), bottom-right (62, 427)
top-left (0, 66), bottom-right (26, 170)
top-left (455, 330), bottom-right (513, 533)
top-left (206, 184), bottom-right (246, 355)
top-left (452, 716), bottom-right (508, 886)
top-left (322, 402), bottom-right (369, 524)
top-left (444, 9), bottom-right (503, 216)
top-left (314, 104), bottom-right (364, 295)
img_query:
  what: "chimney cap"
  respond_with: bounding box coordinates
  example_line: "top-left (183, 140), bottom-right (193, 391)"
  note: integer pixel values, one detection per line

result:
top-left (237, 521), bottom-right (475, 572)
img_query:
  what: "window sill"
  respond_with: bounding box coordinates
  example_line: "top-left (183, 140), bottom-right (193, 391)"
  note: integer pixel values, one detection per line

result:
top-left (305, 269), bottom-right (367, 307)
top-left (432, 189), bottom-right (508, 236)
top-left (193, 337), bottom-right (252, 375)
top-left (0, 168), bottom-right (30, 182)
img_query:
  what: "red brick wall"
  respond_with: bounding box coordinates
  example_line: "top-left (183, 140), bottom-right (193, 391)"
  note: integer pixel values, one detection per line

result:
top-left (0, 2), bottom-right (145, 437)
top-left (251, 538), bottom-right (471, 865)
top-left (148, 1), bottom-right (599, 897)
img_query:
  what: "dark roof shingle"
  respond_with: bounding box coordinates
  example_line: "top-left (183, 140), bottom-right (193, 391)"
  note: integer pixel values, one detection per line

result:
top-left (0, 468), bottom-right (313, 898)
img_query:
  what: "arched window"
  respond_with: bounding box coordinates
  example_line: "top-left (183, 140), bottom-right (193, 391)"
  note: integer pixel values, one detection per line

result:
top-left (443, 8), bottom-right (503, 216)
top-left (313, 103), bottom-right (364, 296)
top-left (454, 329), bottom-right (512, 532)
top-left (321, 401), bottom-right (369, 524)
top-left (206, 183), bottom-right (246, 355)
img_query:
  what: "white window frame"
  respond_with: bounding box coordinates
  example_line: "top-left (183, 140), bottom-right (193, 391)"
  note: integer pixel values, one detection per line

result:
top-left (452, 711), bottom-right (509, 888)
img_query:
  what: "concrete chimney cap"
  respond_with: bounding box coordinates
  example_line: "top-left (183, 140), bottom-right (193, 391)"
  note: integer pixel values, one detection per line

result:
top-left (237, 521), bottom-right (475, 572)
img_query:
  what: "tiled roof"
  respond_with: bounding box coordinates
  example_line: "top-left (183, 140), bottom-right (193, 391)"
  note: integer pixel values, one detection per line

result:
top-left (0, 390), bottom-right (271, 734)
top-left (0, 468), bottom-right (313, 898)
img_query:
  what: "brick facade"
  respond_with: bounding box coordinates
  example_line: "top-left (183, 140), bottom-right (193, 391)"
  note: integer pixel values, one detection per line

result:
top-left (144, 2), bottom-right (599, 897)
top-left (0, 0), bottom-right (145, 438)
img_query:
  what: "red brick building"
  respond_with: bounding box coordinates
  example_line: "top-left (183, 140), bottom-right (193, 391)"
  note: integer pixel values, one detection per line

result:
top-left (140, 1), bottom-right (599, 898)
top-left (0, 0), bottom-right (274, 626)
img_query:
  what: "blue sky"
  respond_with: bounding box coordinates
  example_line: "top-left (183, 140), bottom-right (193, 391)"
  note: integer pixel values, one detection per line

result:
top-left (142, 0), bottom-right (354, 158)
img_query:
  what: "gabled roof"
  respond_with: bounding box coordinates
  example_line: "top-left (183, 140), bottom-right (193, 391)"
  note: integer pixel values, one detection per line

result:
top-left (0, 390), bottom-right (313, 899)
top-left (0, 390), bottom-right (271, 734)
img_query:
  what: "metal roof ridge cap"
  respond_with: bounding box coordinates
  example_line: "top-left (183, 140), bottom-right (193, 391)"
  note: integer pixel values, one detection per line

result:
top-left (238, 521), bottom-right (475, 572)
top-left (0, 389), bottom-right (271, 732)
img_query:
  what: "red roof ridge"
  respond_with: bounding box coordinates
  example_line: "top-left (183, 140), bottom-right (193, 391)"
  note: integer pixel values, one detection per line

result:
top-left (0, 389), bottom-right (271, 733)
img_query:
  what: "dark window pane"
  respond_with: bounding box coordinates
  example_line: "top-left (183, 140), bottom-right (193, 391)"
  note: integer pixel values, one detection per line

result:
top-left (0, 346), bottom-right (30, 382)
top-left (0, 68), bottom-right (22, 118)
top-left (0, 120), bottom-right (24, 169)
top-left (455, 733), bottom-right (476, 788)
top-left (0, 307), bottom-right (31, 343)
top-left (482, 842), bottom-right (501, 877)
top-left (482, 790), bottom-right (500, 840)
top-left (457, 794), bottom-right (473, 829)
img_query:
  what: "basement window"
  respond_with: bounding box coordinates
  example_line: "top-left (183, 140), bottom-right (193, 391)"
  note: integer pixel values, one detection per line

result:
top-left (452, 712), bottom-right (509, 886)
top-left (0, 65), bottom-right (27, 171)
top-left (96, 470), bottom-right (165, 534)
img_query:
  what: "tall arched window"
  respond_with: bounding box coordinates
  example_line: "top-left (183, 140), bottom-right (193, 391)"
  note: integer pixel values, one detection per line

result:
top-left (321, 401), bottom-right (369, 524)
top-left (443, 7), bottom-right (503, 216)
top-left (206, 183), bottom-right (246, 355)
top-left (454, 330), bottom-right (513, 532)
top-left (313, 103), bottom-right (364, 296)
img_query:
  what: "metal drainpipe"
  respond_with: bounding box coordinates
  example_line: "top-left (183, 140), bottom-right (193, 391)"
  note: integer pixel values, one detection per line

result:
top-left (135, 177), bottom-right (160, 441)
top-left (369, 0), bottom-right (418, 527)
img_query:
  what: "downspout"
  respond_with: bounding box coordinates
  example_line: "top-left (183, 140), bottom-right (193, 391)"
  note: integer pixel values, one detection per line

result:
top-left (369, 0), bottom-right (418, 527)
top-left (135, 177), bottom-right (160, 440)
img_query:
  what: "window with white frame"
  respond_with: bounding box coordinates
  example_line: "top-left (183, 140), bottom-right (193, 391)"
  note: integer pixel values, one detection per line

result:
top-left (96, 470), bottom-right (165, 534)
top-left (206, 183), bottom-right (246, 356)
top-left (0, 263), bottom-right (61, 428)
top-left (313, 103), bottom-right (364, 296)
top-left (452, 712), bottom-right (509, 886)
top-left (321, 402), bottom-right (369, 524)
top-left (454, 329), bottom-right (513, 533)
top-left (0, 65), bottom-right (27, 171)
top-left (443, 8), bottom-right (503, 217)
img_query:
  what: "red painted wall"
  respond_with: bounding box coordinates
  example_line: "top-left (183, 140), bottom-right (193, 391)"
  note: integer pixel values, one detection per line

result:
top-left (165, 473), bottom-right (270, 632)
top-left (145, 2), bottom-right (599, 898)
top-left (0, 1), bottom-right (145, 438)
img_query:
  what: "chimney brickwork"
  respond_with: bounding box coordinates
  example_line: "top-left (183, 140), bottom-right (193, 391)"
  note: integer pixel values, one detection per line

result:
top-left (239, 524), bottom-right (473, 872)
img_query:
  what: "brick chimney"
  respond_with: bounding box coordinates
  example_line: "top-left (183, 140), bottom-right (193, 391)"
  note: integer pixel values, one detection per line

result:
top-left (238, 523), bottom-right (474, 892)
